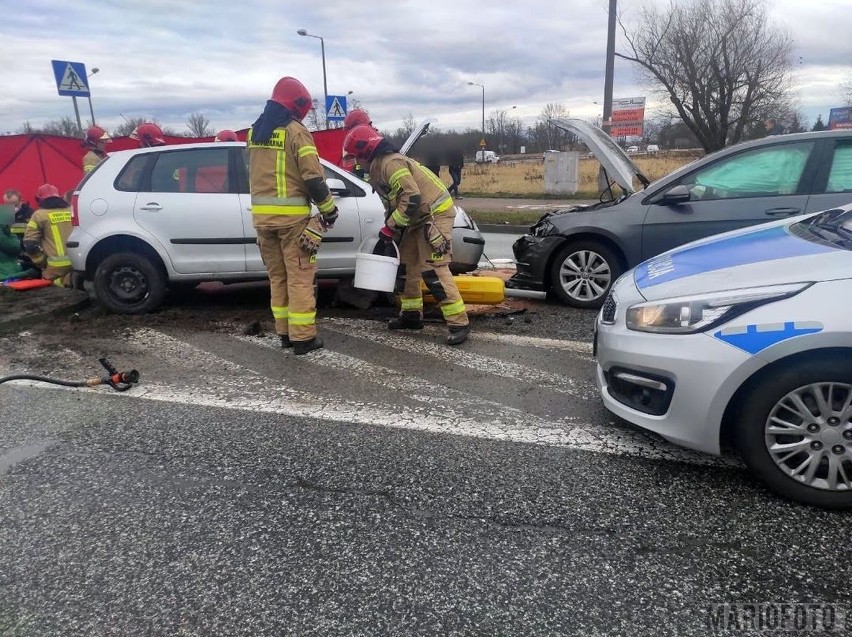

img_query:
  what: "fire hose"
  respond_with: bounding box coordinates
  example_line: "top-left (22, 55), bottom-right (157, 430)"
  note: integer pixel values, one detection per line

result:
top-left (0, 358), bottom-right (140, 392)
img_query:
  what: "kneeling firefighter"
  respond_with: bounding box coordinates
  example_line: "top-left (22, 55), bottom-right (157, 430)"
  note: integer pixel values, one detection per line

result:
top-left (343, 125), bottom-right (469, 346)
top-left (22, 184), bottom-right (73, 286)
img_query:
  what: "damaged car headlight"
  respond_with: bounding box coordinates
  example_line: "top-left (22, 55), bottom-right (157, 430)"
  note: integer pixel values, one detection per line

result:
top-left (625, 283), bottom-right (812, 334)
top-left (530, 218), bottom-right (554, 237)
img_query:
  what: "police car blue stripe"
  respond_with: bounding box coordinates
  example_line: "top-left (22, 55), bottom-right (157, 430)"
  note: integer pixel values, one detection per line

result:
top-left (713, 321), bottom-right (823, 354)
top-left (635, 225), bottom-right (835, 289)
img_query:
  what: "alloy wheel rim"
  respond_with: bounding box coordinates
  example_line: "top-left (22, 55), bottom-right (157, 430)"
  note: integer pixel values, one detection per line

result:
top-left (765, 382), bottom-right (852, 491)
top-left (559, 250), bottom-right (611, 302)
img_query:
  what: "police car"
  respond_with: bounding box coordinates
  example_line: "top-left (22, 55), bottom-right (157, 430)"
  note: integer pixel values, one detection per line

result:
top-left (595, 203), bottom-right (852, 508)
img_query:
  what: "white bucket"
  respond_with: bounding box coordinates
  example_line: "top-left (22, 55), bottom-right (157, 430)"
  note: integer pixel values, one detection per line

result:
top-left (354, 238), bottom-right (400, 292)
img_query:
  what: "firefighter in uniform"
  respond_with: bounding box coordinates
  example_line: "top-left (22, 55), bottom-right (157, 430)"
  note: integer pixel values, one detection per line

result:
top-left (130, 123), bottom-right (166, 148)
top-left (343, 125), bottom-right (469, 345)
top-left (22, 184), bottom-right (73, 287)
top-left (248, 76), bottom-right (339, 355)
top-left (342, 109), bottom-right (374, 179)
top-left (214, 130), bottom-right (238, 142)
top-left (82, 125), bottom-right (110, 173)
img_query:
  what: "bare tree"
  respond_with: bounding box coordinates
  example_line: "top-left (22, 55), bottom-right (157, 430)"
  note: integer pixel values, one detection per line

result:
top-left (535, 103), bottom-right (577, 150)
top-left (617, 0), bottom-right (795, 152)
top-left (114, 117), bottom-right (148, 137)
top-left (843, 75), bottom-right (852, 106)
top-left (186, 113), bottom-right (212, 137)
top-left (394, 112), bottom-right (417, 139)
top-left (18, 117), bottom-right (82, 136)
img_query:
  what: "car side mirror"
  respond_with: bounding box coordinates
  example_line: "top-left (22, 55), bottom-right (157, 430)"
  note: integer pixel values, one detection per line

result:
top-left (327, 178), bottom-right (349, 196)
top-left (660, 184), bottom-right (691, 205)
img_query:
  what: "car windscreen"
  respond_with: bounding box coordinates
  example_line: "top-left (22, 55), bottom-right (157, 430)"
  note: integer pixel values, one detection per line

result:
top-left (794, 208), bottom-right (852, 250)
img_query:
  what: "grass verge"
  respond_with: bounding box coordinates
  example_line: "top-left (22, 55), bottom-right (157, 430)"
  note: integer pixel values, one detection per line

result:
top-left (468, 210), bottom-right (544, 226)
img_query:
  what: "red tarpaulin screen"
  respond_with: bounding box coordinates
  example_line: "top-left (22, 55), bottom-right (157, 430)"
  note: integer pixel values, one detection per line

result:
top-left (0, 127), bottom-right (348, 205)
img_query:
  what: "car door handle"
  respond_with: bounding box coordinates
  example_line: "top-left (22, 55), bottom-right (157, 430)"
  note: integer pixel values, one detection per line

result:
top-left (139, 203), bottom-right (163, 211)
top-left (765, 207), bottom-right (800, 216)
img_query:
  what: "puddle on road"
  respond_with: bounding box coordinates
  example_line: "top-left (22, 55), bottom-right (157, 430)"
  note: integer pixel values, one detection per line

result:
top-left (0, 441), bottom-right (55, 475)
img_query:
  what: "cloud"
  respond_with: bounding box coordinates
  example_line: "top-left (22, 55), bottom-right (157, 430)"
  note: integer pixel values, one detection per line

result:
top-left (0, 0), bottom-right (848, 136)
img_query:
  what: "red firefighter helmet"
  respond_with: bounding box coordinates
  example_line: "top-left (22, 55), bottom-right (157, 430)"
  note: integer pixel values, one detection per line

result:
top-left (343, 109), bottom-right (372, 131)
top-left (85, 125), bottom-right (111, 144)
top-left (130, 123), bottom-right (166, 147)
top-left (270, 76), bottom-right (312, 121)
top-left (35, 184), bottom-right (61, 202)
top-left (214, 129), bottom-right (238, 142)
top-left (343, 125), bottom-right (384, 162)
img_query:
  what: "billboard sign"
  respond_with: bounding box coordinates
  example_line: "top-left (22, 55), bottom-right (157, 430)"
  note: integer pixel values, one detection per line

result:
top-left (828, 107), bottom-right (852, 130)
top-left (610, 96), bottom-right (645, 138)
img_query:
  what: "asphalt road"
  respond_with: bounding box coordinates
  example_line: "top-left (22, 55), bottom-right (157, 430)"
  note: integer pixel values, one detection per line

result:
top-left (1, 290), bottom-right (850, 636)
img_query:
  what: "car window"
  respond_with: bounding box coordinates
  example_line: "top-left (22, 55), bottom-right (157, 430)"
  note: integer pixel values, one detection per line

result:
top-left (114, 154), bottom-right (153, 192)
top-left (682, 141), bottom-right (815, 200)
top-left (826, 142), bottom-right (852, 193)
top-left (148, 148), bottom-right (231, 194)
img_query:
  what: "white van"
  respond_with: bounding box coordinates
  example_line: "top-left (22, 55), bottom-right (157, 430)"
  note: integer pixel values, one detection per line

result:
top-left (475, 150), bottom-right (499, 164)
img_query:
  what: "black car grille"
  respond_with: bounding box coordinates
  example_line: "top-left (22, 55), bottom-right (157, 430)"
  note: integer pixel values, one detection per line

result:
top-left (601, 294), bottom-right (617, 324)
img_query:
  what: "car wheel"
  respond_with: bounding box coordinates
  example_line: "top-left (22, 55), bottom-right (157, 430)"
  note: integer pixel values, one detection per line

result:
top-left (549, 241), bottom-right (622, 309)
top-left (735, 360), bottom-right (852, 509)
top-left (93, 252), bottom-right (167, 314)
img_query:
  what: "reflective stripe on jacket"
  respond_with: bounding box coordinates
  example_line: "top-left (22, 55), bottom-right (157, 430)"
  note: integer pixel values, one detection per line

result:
top-left (83, 149), bottom-right (107, 173)
top-left (369, 154), bottom-right (454, 230)
top-left (247, 122), bottom-right (335, 229)
top-left (22, 208), bottom-right (73, 274)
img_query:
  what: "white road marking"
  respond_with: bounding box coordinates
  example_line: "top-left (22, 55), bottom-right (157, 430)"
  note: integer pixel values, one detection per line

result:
top-left (236, 333), bottom-right (581, 433)
top-left (1, 329), bottom-right (741, 468)
top-left (324, 318), bottom-right (596, 400)
top-left (451, 330), bottom-right (593, 358)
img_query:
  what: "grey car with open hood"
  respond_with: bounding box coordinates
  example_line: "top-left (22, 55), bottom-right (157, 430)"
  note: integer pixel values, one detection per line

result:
top-left (507, 120), bottom-right (852, 308)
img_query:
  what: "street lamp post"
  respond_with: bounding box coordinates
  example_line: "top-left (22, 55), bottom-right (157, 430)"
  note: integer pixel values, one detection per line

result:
top-left (467, 81), bottom-right (485, 148)
top-left (86, 67), bottom-right (99, 125)
top-left (297, 29), bottom-right (328, 129)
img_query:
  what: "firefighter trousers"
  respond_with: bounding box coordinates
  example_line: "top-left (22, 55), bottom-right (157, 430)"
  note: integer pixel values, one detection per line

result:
top-left (398, 211), bottom-right (468, 328)
top-left (256, 219), bottom-right (319, 342)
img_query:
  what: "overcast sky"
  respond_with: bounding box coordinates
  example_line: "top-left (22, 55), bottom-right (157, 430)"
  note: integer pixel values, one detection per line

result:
top-left (2, 0), bottom-right (850, 136)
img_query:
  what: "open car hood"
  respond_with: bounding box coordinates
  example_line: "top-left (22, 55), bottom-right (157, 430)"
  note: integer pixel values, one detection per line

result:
top-left (549, 118), bottom-right (649, 193)
top-left (400, 118), bottom-right (436, 157)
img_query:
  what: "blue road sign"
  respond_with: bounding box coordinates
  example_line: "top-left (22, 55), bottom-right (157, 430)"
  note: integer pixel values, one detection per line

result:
top-left (51, 60), bottom-right (90, 97)
top-left (326, 95), bottom-right (348, 121)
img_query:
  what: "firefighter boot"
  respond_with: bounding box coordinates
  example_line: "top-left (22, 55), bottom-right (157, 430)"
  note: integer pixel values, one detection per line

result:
top-left (446, 325), bottom-right (469, 346)
top-left (281, 335), bottom-right (293, 349)
top-left (293, 336), bottom-right (323, 356)
top-left (388, 311), bottom-right (424, 330)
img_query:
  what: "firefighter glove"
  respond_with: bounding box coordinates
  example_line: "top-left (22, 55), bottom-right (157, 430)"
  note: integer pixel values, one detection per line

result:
top-left (378, 224), bottom-right (401, 244)
top-left (424, 222), bottom-right (450, 256)
top-left (298, 217), bottom-right (325, 256)
top-left (320, 207), bottom-right (338, 231)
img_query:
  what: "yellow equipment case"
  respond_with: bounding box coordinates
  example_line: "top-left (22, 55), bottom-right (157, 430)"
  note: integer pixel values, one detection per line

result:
top-left (421, 275), bottom-right (505, 305)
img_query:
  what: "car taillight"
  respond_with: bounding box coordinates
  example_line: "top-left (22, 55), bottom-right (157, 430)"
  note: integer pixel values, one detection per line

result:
top-left (71, 193), bottom-right (79, 226)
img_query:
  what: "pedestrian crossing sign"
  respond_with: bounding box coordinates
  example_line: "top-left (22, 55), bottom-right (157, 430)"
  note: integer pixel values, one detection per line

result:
top-left (326, 95), bottom-right (348, 122)
top-left (51, 60), bottom-right (90, 97)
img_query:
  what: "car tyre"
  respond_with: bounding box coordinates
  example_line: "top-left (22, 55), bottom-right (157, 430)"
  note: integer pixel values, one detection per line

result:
top-left (735, 359), bottom-right (852, 509)
top-left (549, 241), bottom-right (622, 309)
top-left (93, 251), bottom-right (167, 314)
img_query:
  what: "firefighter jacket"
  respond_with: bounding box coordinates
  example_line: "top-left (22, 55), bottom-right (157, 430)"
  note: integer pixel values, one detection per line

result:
top-left (0, 225), bottom-right (24, 280)
top-left (369, 153), bottom-right (454, 232)
top-left (247, 121), bottom-right (336, 230)
top-left (83, 148), bottom-right (108, 173)
top-left (22, 204), bottom-right (73, 280)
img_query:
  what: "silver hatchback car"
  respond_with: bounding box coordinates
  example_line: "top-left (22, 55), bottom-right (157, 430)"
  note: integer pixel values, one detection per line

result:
top-left (67, 126), bottom-right (484, 314)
